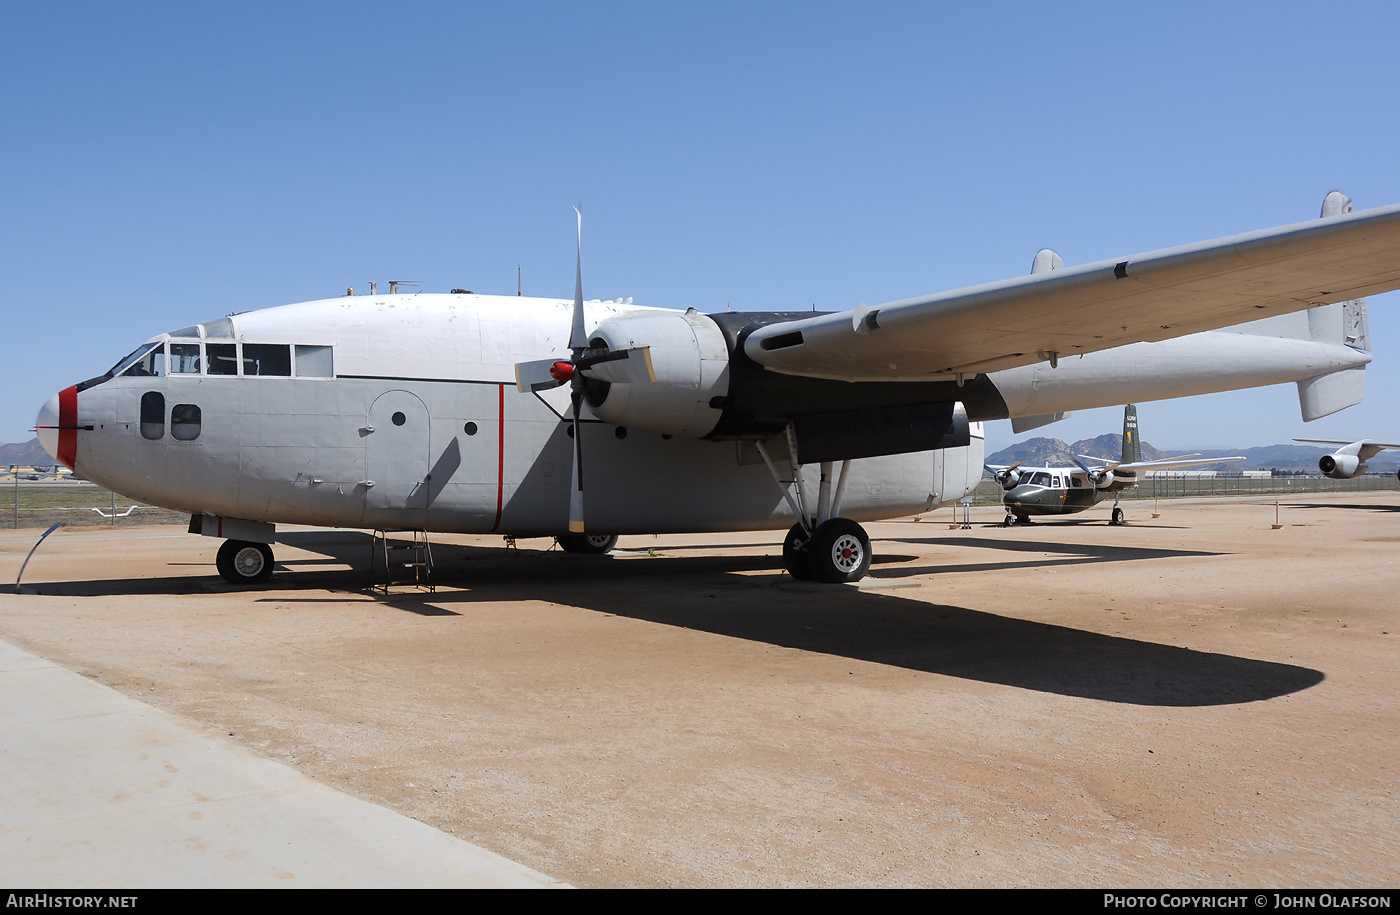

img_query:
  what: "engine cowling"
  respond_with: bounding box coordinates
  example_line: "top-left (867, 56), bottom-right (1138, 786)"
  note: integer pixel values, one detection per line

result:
top-left (1319, 453), bottom-right (1366, 479)
top-left (1092, 470), bottom-right (1116, 489)
top-left (584, 309), bottom-right (730, 438)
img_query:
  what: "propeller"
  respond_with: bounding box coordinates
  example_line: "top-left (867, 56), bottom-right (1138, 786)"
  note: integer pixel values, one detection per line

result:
top-left (985, 461), bottom-right (1023, 490)
top-left (511, 209), bottom-right (657, 534)
top-left (1072, 457), bottom-right (1115, 489)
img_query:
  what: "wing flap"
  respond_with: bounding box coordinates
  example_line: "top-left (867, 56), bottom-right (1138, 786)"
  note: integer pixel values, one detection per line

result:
top-left (745, 203), bottom-right (1400, 381)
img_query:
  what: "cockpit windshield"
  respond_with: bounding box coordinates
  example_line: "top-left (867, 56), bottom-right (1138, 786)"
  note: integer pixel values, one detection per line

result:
top-left (110, 341), bottom-right (165, 378)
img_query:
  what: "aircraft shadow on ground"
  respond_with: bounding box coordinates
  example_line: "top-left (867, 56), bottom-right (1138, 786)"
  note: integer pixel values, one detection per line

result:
top-left (1286, 501), bottom-right (1400, 514)
top-left (876, 535), bottom-right (1222, 576)
top-left (19, 530), bottom-right (1322, 707)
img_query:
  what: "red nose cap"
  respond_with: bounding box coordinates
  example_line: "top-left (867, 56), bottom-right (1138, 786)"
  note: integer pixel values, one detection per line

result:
top-left (549, 361), bottom-right (575, 382)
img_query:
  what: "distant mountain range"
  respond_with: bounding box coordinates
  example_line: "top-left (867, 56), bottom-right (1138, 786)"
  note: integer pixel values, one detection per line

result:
top-left (1, 438), bottom-right (52, 466)
top-left (987, 434), bottom-right (1399, 473)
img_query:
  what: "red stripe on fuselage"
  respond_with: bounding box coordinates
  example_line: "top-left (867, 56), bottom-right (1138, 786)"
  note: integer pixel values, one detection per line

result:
top-left (57, 386), bottom-right (77, 471)
top-left (490, 384), bottom-right (505, 532)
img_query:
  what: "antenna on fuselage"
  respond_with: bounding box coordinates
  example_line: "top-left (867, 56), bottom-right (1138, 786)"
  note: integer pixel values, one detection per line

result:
top-left (388, 280), bottom-right (420, 295)
top-left (518, 265), bottom-right (522, 296)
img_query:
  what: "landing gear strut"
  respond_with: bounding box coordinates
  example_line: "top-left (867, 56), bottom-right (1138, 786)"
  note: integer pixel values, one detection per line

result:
top-left (1109, 493), bottom-right (1125, 526)
top-left (758, 430), bottom-right (873, 583)
top-left (216, 539), bottom-right (274, 585)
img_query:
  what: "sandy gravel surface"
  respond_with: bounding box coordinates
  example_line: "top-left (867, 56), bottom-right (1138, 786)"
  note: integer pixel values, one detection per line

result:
top-left (1, 493), bottom-right (1396, 888)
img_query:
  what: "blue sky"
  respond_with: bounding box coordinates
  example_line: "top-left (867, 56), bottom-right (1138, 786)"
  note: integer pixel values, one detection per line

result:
top-left (4, 3), bottom-right (1399, 452)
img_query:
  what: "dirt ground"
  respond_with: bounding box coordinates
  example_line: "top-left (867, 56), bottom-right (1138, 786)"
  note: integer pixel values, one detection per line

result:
top-left (1, 493), bottom-right (1396, 888)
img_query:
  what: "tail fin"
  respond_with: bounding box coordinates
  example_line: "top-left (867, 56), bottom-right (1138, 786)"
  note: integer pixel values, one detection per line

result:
top-left (1121, 405), bottom-right (1141, 465)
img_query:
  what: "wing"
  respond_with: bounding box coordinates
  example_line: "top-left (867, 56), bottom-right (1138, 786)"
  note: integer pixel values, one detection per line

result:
top-left (745, 203), bottom-right (1400, 382)
top-left (1113, 455), bottom-right (1245, 473)
top-left (1295, 439), bottom-right (1400, 461)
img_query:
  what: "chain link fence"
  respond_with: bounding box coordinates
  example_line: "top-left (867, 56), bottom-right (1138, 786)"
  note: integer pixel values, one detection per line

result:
top-left (4, 479), bottom-right (186, 529)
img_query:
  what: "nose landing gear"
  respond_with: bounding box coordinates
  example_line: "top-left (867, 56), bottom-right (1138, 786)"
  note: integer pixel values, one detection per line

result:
top-left (216, 540), bottom-right (274, 585)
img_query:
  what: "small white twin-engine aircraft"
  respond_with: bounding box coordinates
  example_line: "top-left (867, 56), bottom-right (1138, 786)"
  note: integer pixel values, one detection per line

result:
top-left (34, 192), bottom-right (1400, 584)
top-left (987, 404), bottom-right (1244, 526)
top-left (1295, 438), bottom-right (1400, 480)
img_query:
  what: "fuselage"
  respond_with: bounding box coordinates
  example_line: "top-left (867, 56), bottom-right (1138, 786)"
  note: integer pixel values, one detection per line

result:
top-left (1002, 468), bottom-right (1118, 518)
top-left (36, 294), bottom-right (986, 537)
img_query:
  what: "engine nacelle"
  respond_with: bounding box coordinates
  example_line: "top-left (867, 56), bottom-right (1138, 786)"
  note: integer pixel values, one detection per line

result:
top-left (584, 309), bottom-right (730, 438)
top-left (1092, 470), bottom-right (1116, 489)
top-left (1319, 453), bottom-right (1366, 479)
top-left (998, 471), bottom-right (1022, 490)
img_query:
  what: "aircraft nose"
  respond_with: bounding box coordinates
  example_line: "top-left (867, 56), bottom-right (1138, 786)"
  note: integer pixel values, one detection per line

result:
top-left (34, 386), bottom-right (77, 469)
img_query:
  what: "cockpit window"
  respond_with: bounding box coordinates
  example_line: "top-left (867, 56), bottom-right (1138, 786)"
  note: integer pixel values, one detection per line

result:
top-left (207, 343), bottom-right (238, 375)
top-left (202, 318), bottom-right (234, 338)
top-left (115, 342), bottom-right (165, 377)
top-left (242, 344), bottom-right (291, 376)
top-left (1026, 472), bottom-right (1051, 487)
top-left (169, 343), bottom-right (201, 374)
top-left (294, 345), bottom-right (334, 378)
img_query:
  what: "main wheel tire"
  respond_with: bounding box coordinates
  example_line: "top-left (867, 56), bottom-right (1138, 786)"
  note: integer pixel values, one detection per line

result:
top-left (557, 533), bottom-right (618, 554)
top-left (1002, 513), bottom-right (1015, 528)
top-left (1111, 507), bottom-right (1125, 525)
top-left (782, 523), bottom-right (815, 579)
top-left (807, 518), bottom-right (872, 583)
top-left (216, 540), bottom-right (274, 585)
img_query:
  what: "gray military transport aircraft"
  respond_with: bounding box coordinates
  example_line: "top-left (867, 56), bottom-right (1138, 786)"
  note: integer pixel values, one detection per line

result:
top-left (987, 404), bottom-right (1244, 526)
top-left (33, 192), bottom-right (1400, 585)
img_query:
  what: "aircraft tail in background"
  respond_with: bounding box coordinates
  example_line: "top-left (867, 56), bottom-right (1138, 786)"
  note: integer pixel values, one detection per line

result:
top-left (1121, 405), bottom-right (1141, 466)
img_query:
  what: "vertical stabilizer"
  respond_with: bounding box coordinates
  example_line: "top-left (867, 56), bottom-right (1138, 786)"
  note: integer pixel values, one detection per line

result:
top-left (1121, 405), bottom-right (1141, 465)
top-left (1296, 191), bottom-right (1370, 421)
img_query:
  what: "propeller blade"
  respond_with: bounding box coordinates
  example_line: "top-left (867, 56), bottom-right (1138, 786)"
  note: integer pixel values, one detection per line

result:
top-left (569, 206), bottom-right (588, 352)
top-left (578, 346), bottom-right (656, 385)
top-left (514, 358), bottom-right (568, 394)
top-left (568, 389), bottom-right (585, 533)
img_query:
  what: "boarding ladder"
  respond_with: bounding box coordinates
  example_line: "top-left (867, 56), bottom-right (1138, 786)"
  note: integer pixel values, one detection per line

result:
top-left (369, 528), bottom-right (435, 594)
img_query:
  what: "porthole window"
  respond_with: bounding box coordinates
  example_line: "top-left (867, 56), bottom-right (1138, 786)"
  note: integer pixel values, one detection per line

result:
top-left (171, 404), bottom-right (201, 441)
top-left (464, 422), bottom-right (478, 435)
top-left (392, 411), bottom-right (406, 426)
top-left (140, 392), bottom-right (165, 440)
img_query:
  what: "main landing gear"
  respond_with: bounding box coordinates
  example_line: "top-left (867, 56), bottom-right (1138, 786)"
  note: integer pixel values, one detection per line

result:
top-left (782, 519), bottom-right (873, 583)
top-left (1108, 492), bottom-right (1125, 526)
top-left (758, 431), bottom-right (873, 583)
top-left (556, 533), bottom-right (619, 554)
top-left (216, 539), bottom-right (274, 585)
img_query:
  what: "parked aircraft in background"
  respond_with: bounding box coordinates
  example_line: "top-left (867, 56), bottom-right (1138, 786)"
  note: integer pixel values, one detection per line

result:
top-left (34, 191), bottom-right (1400, 585)
top-left (1295, 439), bottom-right (1400, 480)
top-left (988, 405), bottom-right (1244, 525)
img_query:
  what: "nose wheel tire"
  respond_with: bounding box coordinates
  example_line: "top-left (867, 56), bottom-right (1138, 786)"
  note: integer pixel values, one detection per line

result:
top-left (557, 533), bottom-right (618, 554)
top-left (216, 540), bottom-right (274, 585)
top-left (807, 518), bottom-right (872, 583)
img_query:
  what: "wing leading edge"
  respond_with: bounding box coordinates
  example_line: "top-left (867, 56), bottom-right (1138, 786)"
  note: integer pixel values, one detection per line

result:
top-left (746, 203), bottom-right (1400, 382)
